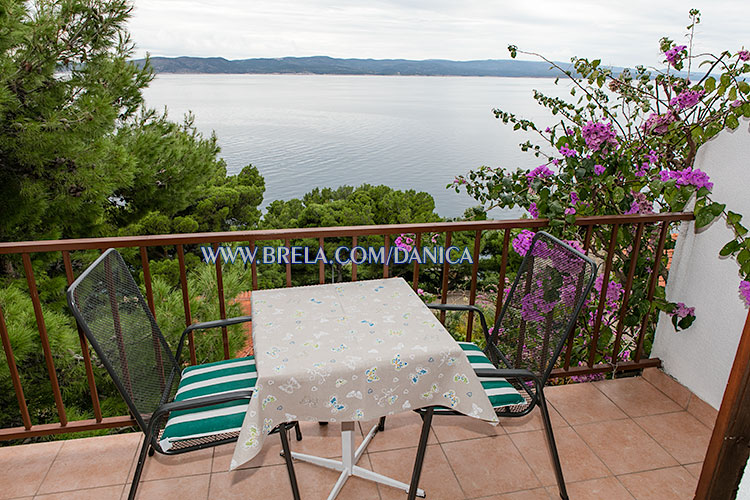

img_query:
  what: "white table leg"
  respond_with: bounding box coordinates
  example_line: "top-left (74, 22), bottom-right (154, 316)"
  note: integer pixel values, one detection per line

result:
top-left (288, 421), bottom-right (426, 499)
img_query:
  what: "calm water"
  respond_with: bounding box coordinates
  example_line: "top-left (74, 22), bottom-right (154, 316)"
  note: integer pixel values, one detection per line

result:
top-left (142, 74), bottom-right (568, 218)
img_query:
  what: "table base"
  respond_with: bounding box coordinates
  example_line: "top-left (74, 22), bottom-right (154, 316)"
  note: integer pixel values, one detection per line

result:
top-left (288, 421), bottom-right (426, 500)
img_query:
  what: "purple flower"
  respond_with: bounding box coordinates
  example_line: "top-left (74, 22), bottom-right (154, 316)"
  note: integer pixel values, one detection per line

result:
top-left (738, 50), bottom-right (750, 61)
top-left (665, 45), bottom-right (687, 67)
top-left (740, 280), bottom-right (750, 307)
top-left (552, 158), bottom-right (560, 166)
top-left (668, 302), bottom-right (695, 319)
top-left (642, 112), bottom-right (677, 135)
top-left (566, 128), bottom-right (574, 135)
top-left (417, 288), bottom-right (425, 296)
top-left (625, 191), bottom-right (654, 215)
top-left (660, 168), bottom-right (713, 191)
top-left (731, 100), bottom-right (743, 108)
top-left (570, 192), bottom-right (579, 205)
top-left (647, 150), bottom-right (659, 164)
top-left (395, 234), bottom-right (414, 252)
top-left (528, 202), bottom-right (539, 218)
top-left (527, 165), bottom-right (554, 182)
top-left (669, 89), bottom-right (705, 110)
top-left (512, 230), bottom-right (535, 256)
top-left (559, 144), bottom-right (577, 157)
top-left (594, 164), bottom-right (606, 175)
top-left (581, 120), bottom-right (619, 152)
top-left (564, 207), bottom-right (576, 215)
top-left (545, 127), bottom-right (552, 133)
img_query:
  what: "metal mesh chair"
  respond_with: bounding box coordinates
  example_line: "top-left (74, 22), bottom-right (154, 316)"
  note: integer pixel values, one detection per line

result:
top-left (66, 249), bottom-right (302, 500)
top-left (406, 232), bottom-right (597, 500)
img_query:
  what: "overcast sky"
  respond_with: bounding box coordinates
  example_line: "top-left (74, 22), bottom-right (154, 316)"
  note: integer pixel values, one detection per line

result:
top-left (128, 1), bottom-right (749, 68)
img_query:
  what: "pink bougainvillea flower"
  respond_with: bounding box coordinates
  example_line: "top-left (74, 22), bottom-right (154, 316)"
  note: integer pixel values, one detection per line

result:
top-left (740, 280), bottom-right (750, 307)
top-left (528, 202), bottom-right (539, 218)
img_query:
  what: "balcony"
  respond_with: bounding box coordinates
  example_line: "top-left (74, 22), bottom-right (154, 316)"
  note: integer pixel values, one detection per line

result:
top-left (0, 213), bottom-right (733, 499)
top-left (0, 369), bottom-right (716, 499)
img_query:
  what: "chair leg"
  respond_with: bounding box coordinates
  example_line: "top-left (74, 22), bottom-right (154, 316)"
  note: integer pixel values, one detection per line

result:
top-left (294, 421), bottom-right (303, 441)
top-left (378, 416), bottom-right (386, 432)
top-left (279, 423), bottom-right (301, 500)
top-left (407, 408), bottom-right (433, 500)
top-left (128, 434), bottom-right (152, 500)
top-left (539, 391), bottom-right (568, 500)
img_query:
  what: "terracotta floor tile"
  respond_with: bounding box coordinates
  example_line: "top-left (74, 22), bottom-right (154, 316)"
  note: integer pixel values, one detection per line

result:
top-left (642, 368), bottom-right (691, 408)
top-left (594, 378), bottom-right (682, 417)
top-left (359, 412), bottom-right (436, 452)
top-left (136, 446), bottom-right (213, 481)
top-left (369, 444), bottom-right (464, 500)
top-left (545, 383), bottom-right (626, 425)
top-left (546, 476), bottom-right (634, 500)
top-left (499, 406), bottom-right (568, 434)
top-left (212, 438), bottom-right (285, 472)
top-left (687, 396), bottom-right (718, 429)
top-left (207, 465), bottom-right (303, 500)
top-left (290, 421), bottom-right (364, 457)
top-left (508, 427), bottom-right (609, 486)
top-left (634, 411), bottom-right (711, 464)
top-left (683, 462), bottom-right (703, 479)
top-left (128, 474), bottom-right (209, 500)
top-left (575, 419), bottom-right (678, 475)
top-left (618, 466), bottom-right (698, 500)
top-left (209, 459), bottom-right (379, 500)
top-left (38, 433), bottom-right (141, 494)
top-left (480, 488), bottom-right (552, 499)
top-left (0, 440), bottom-right (61, 499)
top-left (442, 435), bottom-right (540, 497)
top-left (35, 484), bottom-right (124, 500)
top-left (431, 414), bottom-right (505, 443)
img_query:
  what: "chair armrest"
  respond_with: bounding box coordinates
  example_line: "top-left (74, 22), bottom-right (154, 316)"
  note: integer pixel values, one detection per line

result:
top-left (427, 304), bottom-right (491, 340)
top-left (150, 389), bottom-right (254, 453)
top-left (474, 368), bottom-right (538, 380)
top-left (176, 316), bottom-right (252, 364)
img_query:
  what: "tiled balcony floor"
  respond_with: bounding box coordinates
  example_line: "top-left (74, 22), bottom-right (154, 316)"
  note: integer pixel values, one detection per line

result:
top-left (0, 371), bottom-right (716, 500)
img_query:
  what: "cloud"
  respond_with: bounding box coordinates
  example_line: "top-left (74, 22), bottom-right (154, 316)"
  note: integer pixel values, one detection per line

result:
top-left (128, 1), bottom-right (750, 67)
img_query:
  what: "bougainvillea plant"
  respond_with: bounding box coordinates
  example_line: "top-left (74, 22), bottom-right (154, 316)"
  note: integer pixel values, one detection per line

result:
top-left (451, 10), bottom-right (749, 366)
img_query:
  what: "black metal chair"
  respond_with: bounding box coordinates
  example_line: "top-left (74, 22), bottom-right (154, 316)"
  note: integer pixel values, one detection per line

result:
top-left (406, 232), bottom-right (597, 500)
top-left (66, 249), bottom-right (303, 500)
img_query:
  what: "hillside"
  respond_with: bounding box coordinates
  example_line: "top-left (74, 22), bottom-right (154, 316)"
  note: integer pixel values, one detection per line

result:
top-left (132, 55), bottom-right (580, 77)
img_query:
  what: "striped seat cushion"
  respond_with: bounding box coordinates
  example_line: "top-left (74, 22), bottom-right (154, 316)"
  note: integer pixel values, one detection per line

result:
top-left (457, 341), bottom-right (525, 409)
top-left (159, 356), bottom-right (257, 450)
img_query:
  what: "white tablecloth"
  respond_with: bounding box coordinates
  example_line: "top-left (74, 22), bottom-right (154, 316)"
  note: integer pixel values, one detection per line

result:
top-left (231, 277), bottom-right (498, 470)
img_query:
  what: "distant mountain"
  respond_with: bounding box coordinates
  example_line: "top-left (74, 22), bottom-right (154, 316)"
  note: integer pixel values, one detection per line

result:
top-left (132, 56), bottom-right (582, 78)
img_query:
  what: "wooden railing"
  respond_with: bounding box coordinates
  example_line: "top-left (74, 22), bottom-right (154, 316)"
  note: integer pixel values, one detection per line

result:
top-left (0, 212), bottom-right (694, 440)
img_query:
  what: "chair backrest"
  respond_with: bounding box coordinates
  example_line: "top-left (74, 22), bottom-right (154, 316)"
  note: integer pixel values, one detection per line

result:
top-left (66, 249), bottom-right (180, 432)
top-left (490, 232), bottom-right (597, 383)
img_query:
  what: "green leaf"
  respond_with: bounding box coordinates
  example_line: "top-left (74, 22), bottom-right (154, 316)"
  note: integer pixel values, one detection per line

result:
top-left (720, 240), bottom-right (740, 256)
top-left (738, 249), bottom-right (750, 266)
top-left (704, 77), bottom-right (716, 93)
top-left (709, 202), bottom-right (726, 217)
top-left (729, 87), bottom-right (738, 101)
top-left (727, 211), bottom-right (742, 225)
top-left (613, 186), bottom-right (625, 203)
top-left (695, 210), bottom-right (717, 228)
top-left (726, 114), bottom-right (740, 130)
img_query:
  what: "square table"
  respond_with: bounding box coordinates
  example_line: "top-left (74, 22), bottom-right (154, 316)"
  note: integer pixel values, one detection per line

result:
top-left (231, 277), bottom-right (499, 499)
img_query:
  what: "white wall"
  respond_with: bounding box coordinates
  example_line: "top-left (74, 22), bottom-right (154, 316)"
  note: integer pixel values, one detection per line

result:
top-left (651, 117), bottom-right (750, 409)
top-left (739, 458), bottom-right (750, 500)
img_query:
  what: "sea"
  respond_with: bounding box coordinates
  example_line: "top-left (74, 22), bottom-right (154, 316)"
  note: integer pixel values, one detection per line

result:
top-left (142, 74), bottom-right (571, 218)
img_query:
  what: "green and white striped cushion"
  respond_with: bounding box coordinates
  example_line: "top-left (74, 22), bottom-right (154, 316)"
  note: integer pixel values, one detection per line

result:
top-left (159, 356), bottom-right (257, 450)
top-left (457, 341), bottom-right (525, 409)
